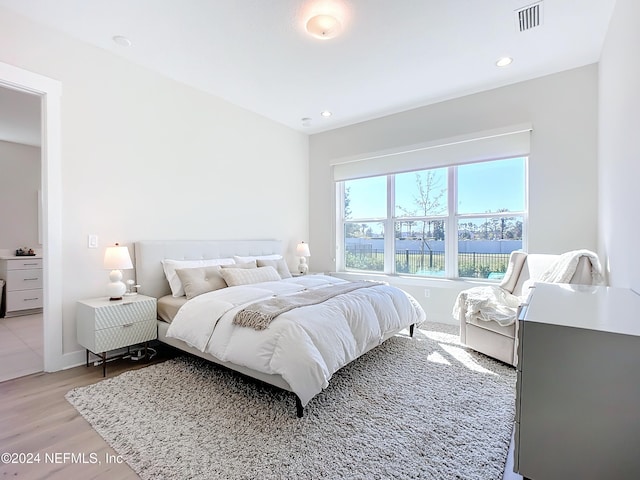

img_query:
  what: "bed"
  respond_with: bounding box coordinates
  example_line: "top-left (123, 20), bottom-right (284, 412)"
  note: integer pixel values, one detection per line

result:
top-left (134, 240), bottom-right (426, 417)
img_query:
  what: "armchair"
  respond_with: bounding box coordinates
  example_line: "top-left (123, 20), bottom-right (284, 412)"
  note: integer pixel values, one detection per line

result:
top-left (455, 250), bottom-right (601, 366)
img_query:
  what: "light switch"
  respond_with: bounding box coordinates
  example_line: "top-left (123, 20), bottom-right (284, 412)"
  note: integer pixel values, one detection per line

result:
top-left (88, 234), bottom-right (98, 248)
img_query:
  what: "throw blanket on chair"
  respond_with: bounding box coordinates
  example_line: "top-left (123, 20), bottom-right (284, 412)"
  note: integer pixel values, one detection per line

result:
top-left (538, 249), bottom-right (604, 284)
top-left (234, 281), bottom-right (381, 330)
top-left (452, 286), bottom-right (522, 327)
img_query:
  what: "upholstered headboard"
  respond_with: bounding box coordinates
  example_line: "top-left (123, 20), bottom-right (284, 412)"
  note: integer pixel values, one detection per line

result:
top-left (134, 240), bottom-right (283, 299)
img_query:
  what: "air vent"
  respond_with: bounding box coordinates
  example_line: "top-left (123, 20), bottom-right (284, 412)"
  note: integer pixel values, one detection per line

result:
top-left (515, 2), bottom-right (543, 32)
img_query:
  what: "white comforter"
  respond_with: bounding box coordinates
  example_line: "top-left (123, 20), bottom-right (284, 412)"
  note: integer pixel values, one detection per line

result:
top-left (166, 275), bottom-right (425, 406)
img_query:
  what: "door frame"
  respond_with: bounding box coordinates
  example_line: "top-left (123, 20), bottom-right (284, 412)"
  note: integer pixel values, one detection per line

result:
top-left (0, 61), bottom-right (63, 372)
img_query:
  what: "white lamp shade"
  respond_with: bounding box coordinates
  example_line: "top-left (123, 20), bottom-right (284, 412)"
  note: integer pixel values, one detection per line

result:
top-left (103, 245), bottom-right (133, 270)
top-left (296, 242), bottom-right (311, 257)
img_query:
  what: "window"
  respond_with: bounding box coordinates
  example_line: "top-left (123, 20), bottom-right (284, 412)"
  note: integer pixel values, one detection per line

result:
top-left (343, 176), bottom-right (386, 272)
top-left (339, 157), bottom-right (526, 279)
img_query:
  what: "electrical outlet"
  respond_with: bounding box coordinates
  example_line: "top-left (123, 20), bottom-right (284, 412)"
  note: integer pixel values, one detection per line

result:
top-left (424, 288), bottom-right (430, 298)
top-left (88, 234), bottom-right (98, 248)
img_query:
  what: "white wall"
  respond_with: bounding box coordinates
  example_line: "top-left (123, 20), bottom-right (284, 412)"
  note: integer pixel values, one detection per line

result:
top-left (0, 140), bottom-right (41, 250)
top-left (598, 0), bottom-right (640, 292)
top-left (310, 65), bottom-right (599, 323)
top-left (0, 8), bottom-right (309, 360)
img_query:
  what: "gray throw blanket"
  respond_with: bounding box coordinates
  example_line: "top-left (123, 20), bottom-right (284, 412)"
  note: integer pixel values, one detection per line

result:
top-left (234, 281), bottom-right (381, 330)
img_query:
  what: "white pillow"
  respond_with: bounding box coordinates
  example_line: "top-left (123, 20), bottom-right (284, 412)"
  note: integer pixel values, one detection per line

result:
top-left (233, 254), bottom-right (282, 264)
top-left (220, 266), bottom-right (281, 287)
top-left (162, 258), bottom-right (235, 297)
top-left (175, 266), bottom-right (227, 300)
top-left (221, 260), bottom-right (257, 269)
top-left (257, 258), bottom-right (292, 279)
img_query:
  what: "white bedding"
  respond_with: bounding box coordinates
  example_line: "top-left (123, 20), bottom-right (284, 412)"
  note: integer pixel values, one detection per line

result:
top-left (166, 275), bottom-right (426, 406)
top-left (453, 285), bottom-right (522, 327)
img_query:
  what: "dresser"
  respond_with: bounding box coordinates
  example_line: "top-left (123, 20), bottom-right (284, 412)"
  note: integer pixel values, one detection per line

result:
top-left (515, 283), bottom-right (640, 480)
top-left (0, 256), bottom-right (43, 317)
top-left (76, 294), bottom-right (157, 376)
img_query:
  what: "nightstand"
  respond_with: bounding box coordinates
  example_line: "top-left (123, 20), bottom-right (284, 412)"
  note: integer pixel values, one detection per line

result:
top-left (76, 294), bottom-right (157, 376)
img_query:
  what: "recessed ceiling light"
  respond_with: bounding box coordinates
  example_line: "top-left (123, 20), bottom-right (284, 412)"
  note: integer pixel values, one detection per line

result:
top-left (496, 56), bottom-right (513, 67)
top-left (112, 35), bottom-right (132, 47)
top-left (320, 110), bottom-right (332, 118)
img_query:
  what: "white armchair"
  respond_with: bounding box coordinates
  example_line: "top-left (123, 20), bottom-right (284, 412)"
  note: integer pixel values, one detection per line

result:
top-left (455, 250), bottom-right (601, 366)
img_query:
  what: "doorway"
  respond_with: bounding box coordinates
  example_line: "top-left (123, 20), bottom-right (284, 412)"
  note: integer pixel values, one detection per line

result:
top-left (0, 85), bottom-right (43, 381)
top-left (0, 61), bottom-right (63, 375)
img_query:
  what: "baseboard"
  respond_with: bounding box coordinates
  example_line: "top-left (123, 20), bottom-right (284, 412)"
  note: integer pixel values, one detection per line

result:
top-left (61, 346), bottom-right (139, 371)
top-left (61, 350), bottom-right (86, 370)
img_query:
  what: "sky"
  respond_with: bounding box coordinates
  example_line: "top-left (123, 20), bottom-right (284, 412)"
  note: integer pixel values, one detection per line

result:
top-left (345, 157), bottom-right (526, 220)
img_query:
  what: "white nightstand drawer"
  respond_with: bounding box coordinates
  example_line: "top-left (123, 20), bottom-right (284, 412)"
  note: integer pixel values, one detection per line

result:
top-left (6, 289), bottom-right (44, 311)
top-left (6, 268), bottom-right (43, 291)
top-left (93, 300), bottom-right (156, 329)
top-left (94, 319), bottom-right (157, 352)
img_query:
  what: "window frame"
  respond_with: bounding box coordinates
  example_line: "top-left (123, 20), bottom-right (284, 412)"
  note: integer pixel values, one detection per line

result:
top-left (337, 158), bottom-right (528, 279)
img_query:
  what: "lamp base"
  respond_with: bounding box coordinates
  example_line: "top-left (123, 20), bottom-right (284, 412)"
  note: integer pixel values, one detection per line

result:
top-left (106, 270), bottom-right (126, 301)
top-left (298, 257), bottom-right (309, 275)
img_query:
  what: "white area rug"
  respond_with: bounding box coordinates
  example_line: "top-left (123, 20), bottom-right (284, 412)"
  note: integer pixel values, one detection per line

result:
top-left (66, 322), bottom-right (516, 479)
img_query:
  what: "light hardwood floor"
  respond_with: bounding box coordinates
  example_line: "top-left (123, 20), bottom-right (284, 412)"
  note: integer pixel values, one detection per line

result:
top-left (0, 350), bottom-right (175, 479)
top-left (1, 346), bottom-right (522, 479)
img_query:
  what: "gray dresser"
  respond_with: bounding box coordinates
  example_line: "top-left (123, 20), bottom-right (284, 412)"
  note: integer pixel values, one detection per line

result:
top-left (515, 283), bottom-right (640, 480)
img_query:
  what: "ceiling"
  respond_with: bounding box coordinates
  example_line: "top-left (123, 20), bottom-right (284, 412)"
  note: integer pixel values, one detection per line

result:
top-left (0, 0), bottom-right (617, 140)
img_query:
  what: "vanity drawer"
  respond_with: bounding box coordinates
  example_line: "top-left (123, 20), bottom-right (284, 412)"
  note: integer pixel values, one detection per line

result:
top-left (5, 258), bottom-right (42, 270)
top-left (6, 289), bottom-right (44, 311)
top-left (6, 268), bottom-right (43, 291)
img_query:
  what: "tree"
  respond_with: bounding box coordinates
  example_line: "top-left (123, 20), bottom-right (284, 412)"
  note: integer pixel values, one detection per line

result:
top-left (497, 208), bottom-right (513, 240)
top-left (344, 186), bottom-right (359, 239)
top-left (344, 186), bottom-right (352, 219)
top-left (397, 172), bottom-right (447, 270)
top-left (432, 220), bottom-right (445, 241)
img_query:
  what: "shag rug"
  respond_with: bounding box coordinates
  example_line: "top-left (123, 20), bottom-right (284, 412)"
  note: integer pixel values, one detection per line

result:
top-left (66, 322), bottom-right (516, 480)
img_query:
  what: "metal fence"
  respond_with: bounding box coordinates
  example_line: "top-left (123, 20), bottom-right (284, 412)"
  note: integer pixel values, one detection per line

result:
top-left (395, 249), bottom-right (443, 273)
top-left (346, 247), bottom-right (511, 278)
top-left (457, 251), bottom-right (511, 278)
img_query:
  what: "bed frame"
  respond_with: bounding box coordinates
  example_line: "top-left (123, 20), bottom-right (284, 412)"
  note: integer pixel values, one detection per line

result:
top-left (134, 239), bottom-right (414, 418)
top-left (134, 240), bottom-right (308, 416)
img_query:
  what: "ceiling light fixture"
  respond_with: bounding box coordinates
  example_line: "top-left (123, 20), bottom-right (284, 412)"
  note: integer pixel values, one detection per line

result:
top-left (496, 56), bottom-right (513, 67)
top-left (112, 35), bottom-right (132, 47)
top-left (306, 14), bottom-right (341, 39)
top-left (320, 110), bottom-right (332, 117)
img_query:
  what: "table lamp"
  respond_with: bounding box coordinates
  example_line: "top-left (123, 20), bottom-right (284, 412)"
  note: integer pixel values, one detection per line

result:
top-left (296, 241), bottom-right (311, 274)
top-left (104, 243), bottom-right (133, 300)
